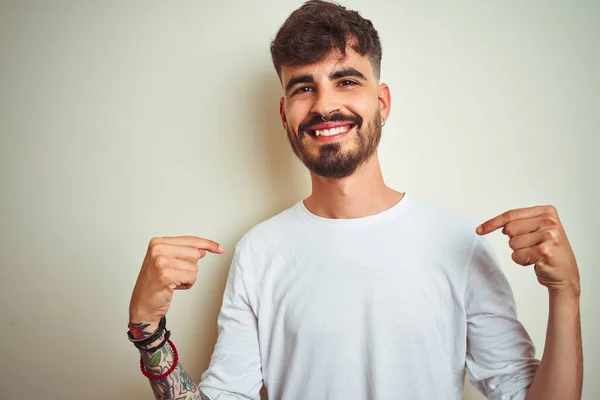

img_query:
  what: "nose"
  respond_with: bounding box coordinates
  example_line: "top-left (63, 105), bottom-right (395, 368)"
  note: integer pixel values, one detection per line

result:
top-left (310, 85), bottom-right (341, 118)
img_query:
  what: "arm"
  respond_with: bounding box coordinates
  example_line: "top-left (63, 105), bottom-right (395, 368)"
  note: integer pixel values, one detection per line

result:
top-left (128, 236), bottom-right (225, 400)
top-left (524, 288), bottom-right (583, 400)
top-left (464, 236), bottom-right (540, 400)
top-left (198, 251), bottom-right (263, 399)
top-left (129, 321), bottom-right (211, 400)
top-left (129, 237), bottom-right (263, 400)
top-left (477, 205), bottom-right (583, 400)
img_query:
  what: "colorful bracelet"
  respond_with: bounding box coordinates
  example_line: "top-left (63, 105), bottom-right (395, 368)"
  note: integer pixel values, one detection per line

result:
top-left (140, 339), bottom-right (179, 380)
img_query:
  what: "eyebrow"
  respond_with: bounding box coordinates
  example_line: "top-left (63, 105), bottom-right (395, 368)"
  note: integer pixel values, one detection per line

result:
top-left (284, 67), bottom-right (368, 95)
top-left (329, 67), bottom-right (367, 81)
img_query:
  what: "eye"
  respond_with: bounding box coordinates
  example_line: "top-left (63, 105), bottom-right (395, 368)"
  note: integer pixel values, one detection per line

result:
top-left (339, 80), bottom-right (357, 87)
top-left (293, 86), bottom-right (314, 95)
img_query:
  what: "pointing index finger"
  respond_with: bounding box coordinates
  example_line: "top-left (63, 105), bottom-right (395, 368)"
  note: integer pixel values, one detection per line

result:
top-left (153, 236), bottom-right (224, 253)
top-left (192, 237), bottom-right (224, 254)
top-left (476, 206), bottom-right (548, 235)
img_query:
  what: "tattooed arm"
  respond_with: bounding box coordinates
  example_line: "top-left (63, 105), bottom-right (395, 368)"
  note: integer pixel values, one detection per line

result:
top-left (129, 237), bottom-right (262, 399)
top-left (130, 321), bottom-right (211, 400)
top-left (128, 236), bottom-right (226, 399)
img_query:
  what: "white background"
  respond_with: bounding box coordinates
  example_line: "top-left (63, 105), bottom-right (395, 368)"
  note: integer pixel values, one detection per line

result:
top-left (0, 1), bottom-right (598, 399)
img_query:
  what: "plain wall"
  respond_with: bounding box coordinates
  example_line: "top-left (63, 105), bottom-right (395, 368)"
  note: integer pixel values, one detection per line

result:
top-left (0, 1), bottom-right (598, 399)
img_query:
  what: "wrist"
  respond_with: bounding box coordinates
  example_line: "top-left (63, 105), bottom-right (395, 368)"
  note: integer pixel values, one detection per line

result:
top-left (548, 282), bottom-right (581, 300)
top-left (127, 316), bottom-right (166, 350)
top-left (129, 308), bottom-right (162, 325)
top-left (138, 331), bottom-right (167, 354)
top-left (128, 319), bottom-right (160, 340)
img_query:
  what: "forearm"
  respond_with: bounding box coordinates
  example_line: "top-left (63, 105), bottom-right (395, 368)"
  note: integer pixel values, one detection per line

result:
top-left (131, 321), bottom-right (210, 400)
top-left (525, 289), bottom-right (583, 400)
top-left (141, 339), bottom-right (210, 399)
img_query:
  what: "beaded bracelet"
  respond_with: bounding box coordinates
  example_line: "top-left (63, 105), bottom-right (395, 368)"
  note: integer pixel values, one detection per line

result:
top-left (140, 339), bottom-right (179, 380)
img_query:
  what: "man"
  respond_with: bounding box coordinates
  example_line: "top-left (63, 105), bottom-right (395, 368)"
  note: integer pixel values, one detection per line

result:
top-left (128, 1), bottom-right (583, 399)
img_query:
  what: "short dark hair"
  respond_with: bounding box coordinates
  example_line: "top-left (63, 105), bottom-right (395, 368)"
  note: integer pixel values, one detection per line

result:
top-left (270, 0), bottom-right (382, 80)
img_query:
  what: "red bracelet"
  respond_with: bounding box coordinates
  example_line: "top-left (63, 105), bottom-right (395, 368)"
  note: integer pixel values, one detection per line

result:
top-left (139, 339), bottom-right (179, 380)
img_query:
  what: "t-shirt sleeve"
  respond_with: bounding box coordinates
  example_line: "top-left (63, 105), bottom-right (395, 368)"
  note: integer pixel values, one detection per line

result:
top-left (465, 236), bottom-right (540, 400)
top-left (199, 251), bottom-right (263, 400)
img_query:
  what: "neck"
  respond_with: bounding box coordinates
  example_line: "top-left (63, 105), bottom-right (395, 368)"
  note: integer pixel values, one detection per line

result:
top-left (304, 152), bottom-right (404, 219)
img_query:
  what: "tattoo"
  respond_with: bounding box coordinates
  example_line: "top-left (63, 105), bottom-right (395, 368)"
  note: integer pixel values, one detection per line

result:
top-left (128, 321), bottom-right (153, 340)
top-left (141, 341), bottom-right (204, 400)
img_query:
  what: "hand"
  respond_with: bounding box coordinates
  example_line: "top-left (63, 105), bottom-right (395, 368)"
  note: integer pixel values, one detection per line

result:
top-left (476, 205), bottom-right (580, 296)
top-left (129, 236), bottom-right (224, 326)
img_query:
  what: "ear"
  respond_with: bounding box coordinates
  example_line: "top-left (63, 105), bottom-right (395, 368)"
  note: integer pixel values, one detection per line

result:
top-left (377, 83), bottom-right (391, 123)
top-left (279, 97), bottom-right (288, 131)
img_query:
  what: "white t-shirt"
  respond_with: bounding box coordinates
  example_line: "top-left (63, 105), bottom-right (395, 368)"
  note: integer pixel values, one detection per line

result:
top-left (199, 194), bottom-right (539, 400)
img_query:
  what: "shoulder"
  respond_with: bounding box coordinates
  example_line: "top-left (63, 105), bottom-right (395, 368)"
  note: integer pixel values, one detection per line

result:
top-left (233, 201), bottom-right (306, 263)
top-left (402, 194), bottom-right (486, 268)
top-left (406, 194), bottom-right (478, 240)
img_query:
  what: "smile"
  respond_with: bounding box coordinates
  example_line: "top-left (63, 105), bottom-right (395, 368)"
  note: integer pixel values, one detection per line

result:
top-left (307, 123), bottom-right (356, 141)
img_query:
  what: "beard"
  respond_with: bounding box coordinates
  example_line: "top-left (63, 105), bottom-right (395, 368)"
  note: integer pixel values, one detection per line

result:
top-left (286, 110), bottom-right (383, 179)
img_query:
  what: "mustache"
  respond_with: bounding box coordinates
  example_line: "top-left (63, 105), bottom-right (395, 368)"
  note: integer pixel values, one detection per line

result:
top-left (298, 112), bottom-right (363, 135)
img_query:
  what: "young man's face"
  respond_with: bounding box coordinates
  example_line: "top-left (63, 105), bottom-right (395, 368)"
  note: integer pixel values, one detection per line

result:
top-left (279, 47), bottom-right (391, 179)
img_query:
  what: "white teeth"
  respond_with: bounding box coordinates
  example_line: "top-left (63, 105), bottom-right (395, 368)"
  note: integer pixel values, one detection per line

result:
top-left (314, 125), bottom-right (350, 137)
